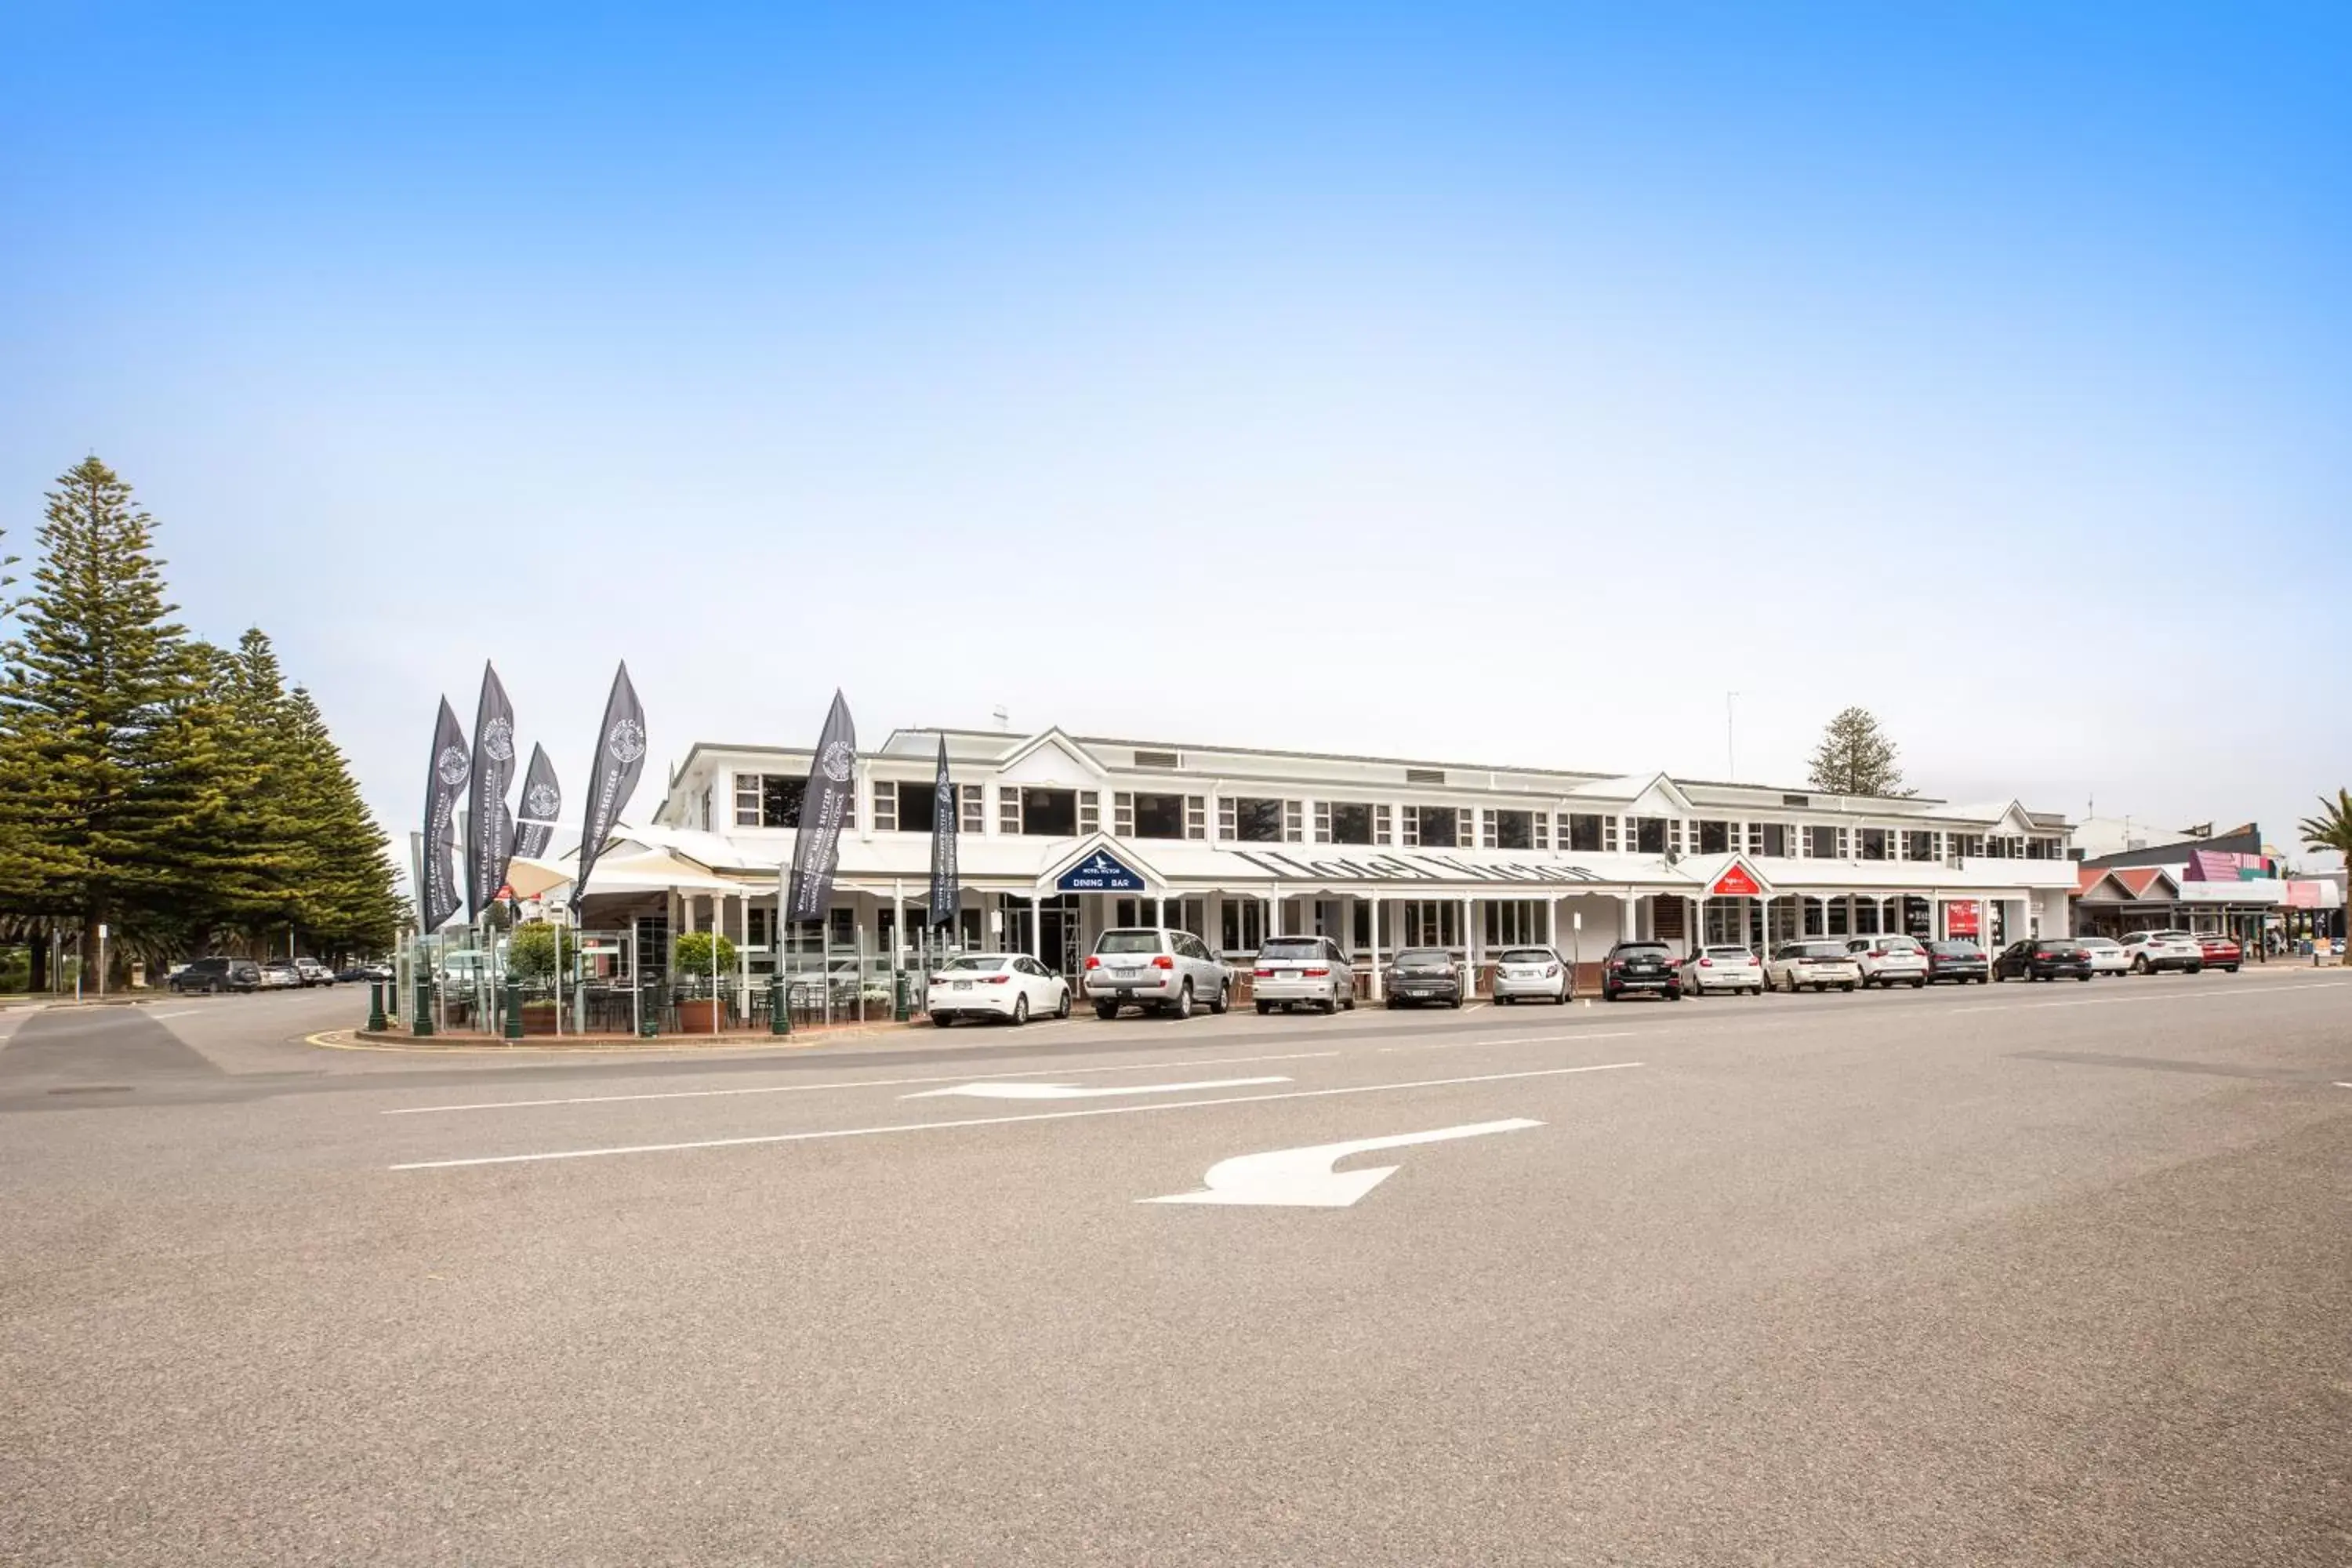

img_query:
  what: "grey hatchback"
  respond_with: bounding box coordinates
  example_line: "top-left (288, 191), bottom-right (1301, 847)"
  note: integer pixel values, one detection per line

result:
top-left (1383, 948), bottom-right (1462, 1008)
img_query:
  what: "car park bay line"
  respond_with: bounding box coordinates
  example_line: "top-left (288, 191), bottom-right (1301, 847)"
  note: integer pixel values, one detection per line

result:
top-left (380, 1048), bottom-right (1347, 1116)
top-left (388, 1061), bottom-right (1645, 1171)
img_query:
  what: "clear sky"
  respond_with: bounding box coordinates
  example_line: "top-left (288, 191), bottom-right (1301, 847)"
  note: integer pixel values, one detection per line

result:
top-left (4, 3), bottom-right (2347, 869)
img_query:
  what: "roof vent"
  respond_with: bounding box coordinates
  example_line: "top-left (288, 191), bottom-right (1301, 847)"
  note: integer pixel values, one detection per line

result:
top-left (1781, 793), bottom-right (1810, 807)
top-left (1132, 749), bottom-right (1181, 770)
top-left (1406, 768), bottom-right (1446, 786)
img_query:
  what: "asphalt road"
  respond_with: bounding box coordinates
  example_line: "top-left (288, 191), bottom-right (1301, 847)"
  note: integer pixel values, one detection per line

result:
top-left (4, 975), bottom-right (2348, 1565)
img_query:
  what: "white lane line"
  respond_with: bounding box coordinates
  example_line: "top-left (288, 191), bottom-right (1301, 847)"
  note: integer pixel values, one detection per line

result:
top-left (902, 1076), bottom-right (1290, 1101)
top-left (1949, 981), bottom-right (2347, 1015)
top-left (147, 1009), bottom-right (201, 1020)
top-left (1378, 1030), bottom-right (1642, 1053)
top-left (382, 1049), bottom-right (1345, 1116)
top-left (390, 1061), bottom-right (1645, 1171)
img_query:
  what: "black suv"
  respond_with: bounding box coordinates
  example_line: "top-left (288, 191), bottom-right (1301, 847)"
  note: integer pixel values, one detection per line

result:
top-left (1992, 939), bottom-right (2093, 983)
top-left (169, 956), bottom-right (263, 994)
top-left (1601, 941), bottom-right (1682, 1001)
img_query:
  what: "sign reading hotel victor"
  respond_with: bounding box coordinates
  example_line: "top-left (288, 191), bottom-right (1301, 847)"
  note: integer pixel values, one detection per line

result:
top-left (1058, 851), bottom-right (1146, 892)
top-left (1710, 865), bottom-right (1761, 897)
top-left (1225, 849), bottom-right (1607, 886)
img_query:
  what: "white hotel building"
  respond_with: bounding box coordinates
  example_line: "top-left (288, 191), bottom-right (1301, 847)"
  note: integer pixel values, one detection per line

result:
top-left (600, 725), bottom-right (2078, 995)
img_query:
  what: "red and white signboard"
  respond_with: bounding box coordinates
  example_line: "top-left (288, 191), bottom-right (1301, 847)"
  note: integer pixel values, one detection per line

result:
top-left (1710, 865), bottom-right (1762, 898)
top-left (1945, 900), bottom-right (1980, 938)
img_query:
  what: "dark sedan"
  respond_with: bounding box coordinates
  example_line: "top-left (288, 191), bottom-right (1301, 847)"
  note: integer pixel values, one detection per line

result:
top-left (1992, 939), bottom-right (2094, 982)
top-left (1924, 940), bottom-right (1989, 984)
top-left (1382, 948), bottom-right (1462, 1008)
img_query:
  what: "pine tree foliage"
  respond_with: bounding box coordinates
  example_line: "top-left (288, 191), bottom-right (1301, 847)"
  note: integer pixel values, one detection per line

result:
top-left (0, 459), bottom-right (404, 975)
top-left (1805, 706), bottom-right (1912, 797)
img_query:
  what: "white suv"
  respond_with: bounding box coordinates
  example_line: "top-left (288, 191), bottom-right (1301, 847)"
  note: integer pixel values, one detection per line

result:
top-left (1084, 928), bottom-right (1232, 1019)
top-left (1844, 934), bottom-right (1929, 989)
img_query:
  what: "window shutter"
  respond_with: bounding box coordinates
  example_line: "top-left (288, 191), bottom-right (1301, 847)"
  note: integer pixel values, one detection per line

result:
top-left (1480, 810), bottom-right (1497, 848)
top-left (1402, 806), bottom-right (1420, 847)
top-left (1283, 800), bottom-right (1303, 842)
top-left (1604, 816), bottom-right (1620, 852)
top-left (873, 782), bottom-right (897, 832)
top-left (1376, 804), bottom-right (1393, 844)
top-left (1113, 792), bottom-right (1134, 836)
top-left (1079, 792), bottom-right (1101, 834)
top-left (1185, 797), bottom-right (1205, 840)
top-left (1313, 801), bottom-right (1331, 843)
top-left (1534, 813), bottom-right (1550, 850)
top-left (1217, 798), bottom-right (1236, 840)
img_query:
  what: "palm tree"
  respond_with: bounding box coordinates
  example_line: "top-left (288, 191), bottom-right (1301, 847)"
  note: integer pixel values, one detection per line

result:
top-left (2297, 789), bottom-right (2352, 954)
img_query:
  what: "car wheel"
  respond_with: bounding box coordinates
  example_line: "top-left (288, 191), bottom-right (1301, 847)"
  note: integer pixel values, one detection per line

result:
top-left (2187, 964), bottom-right (2202, 975)
top-left (2224, 964), bottom-right (2238, 973)
top-left (2132, 956), bottom-right (2149, 975)
top-left (1173, 983), bottom-right (1193, 1019)
top-left (1911, 978), bottom-right (1925, 989)
top-left (1209, 982), bottom-right (1230, 1015)
top-left (1256, 1000), bottom-right (1272, 1015)
top-left (1667, 989), bottom-right (1682, 1001)
top-left (931, 1012), bottom-right (953, 1027)
top-left (1094, 1001), bottom-right (1119, 1021)
top-left (1009, 994), bottom-right (1029, 1026)
top-left (1841, 982), bottom-right (1857, 993)
top-left (2076, 973), bottom-right (2092, 982)
top-left (1448, 995), bottom-right (1462, 1009)
top-left (1055, 989), bottom-right (1072, 1020)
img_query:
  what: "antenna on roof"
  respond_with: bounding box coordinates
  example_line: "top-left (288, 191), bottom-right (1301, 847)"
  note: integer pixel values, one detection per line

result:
top-left (992, 706), bottom-right (1010, 731)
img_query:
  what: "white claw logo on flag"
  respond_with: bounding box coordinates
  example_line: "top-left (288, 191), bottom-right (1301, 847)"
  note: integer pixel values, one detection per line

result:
top-left (481, 717), bottom-right (515, 763)
top-left (607, 719), bottom-right (647, 766)
top-left (436, 746), bottom-right (470, 786)
top-left (821, 739), bottom-right (855, 783)
top-left (525, 782), bottom-right (560, 818)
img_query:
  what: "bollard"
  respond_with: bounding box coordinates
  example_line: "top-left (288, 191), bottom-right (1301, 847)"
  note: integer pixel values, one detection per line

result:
top-left (893, 971), bottom-right (910, 1023)
top-left (502, 976), bottom-right (524, 1040)
top-left (640, 982), bottom-right (659, 1037)
top-left (366, 978), bottom-right (387, 1033)
top-left (770, 973), bottom-right (790, 1036)
top-left (412, 975), bottom-right (435, 1038)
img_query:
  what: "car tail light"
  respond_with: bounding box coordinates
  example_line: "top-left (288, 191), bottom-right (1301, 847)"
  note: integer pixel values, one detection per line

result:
top-left (1544, 965), bottom-right (1559, 978)
top-left (1304, 966), bottom-right (1329, 977)
top-left (1867, 949), bottom-right (1885, 959)
top-left (1253, 967), bottom-right (1274, 978)
top-left (1607, 960), bottom-right (1625, 970)
top-left (981, 975), bottom-right (1010, 985)
top-left (1697, 958), bottom-right (1712, 967)
top-left (1151, 954), bottom-right (1174, 970)
top-left (1083, 955), bottom-right (1100, 970)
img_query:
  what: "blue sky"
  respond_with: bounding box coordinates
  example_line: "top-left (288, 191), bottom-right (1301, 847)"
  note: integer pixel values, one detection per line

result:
top-left (4, 2), bottom-right (2347, 864)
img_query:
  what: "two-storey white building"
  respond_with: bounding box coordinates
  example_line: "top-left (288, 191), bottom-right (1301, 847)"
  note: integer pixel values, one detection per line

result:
top-left (572, 724), bottom-right (2075, 996)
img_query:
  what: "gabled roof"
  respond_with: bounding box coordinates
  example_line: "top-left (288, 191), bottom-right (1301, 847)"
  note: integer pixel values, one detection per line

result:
top-left (990, 727), bottom-right (1111, 781)
top-left (1572, 771), bottom-right (1696, 812)
top-left (2078, 866), bottom-right (2180, 901)
top-left (1676, 851), bottom-right (1776, 898)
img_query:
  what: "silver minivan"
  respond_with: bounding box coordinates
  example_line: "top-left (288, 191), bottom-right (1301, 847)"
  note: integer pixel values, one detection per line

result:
top-left (1251, 936), bottom-right (1357, 1014)
top-left (1084, 927), bottom-right (1232, 1019)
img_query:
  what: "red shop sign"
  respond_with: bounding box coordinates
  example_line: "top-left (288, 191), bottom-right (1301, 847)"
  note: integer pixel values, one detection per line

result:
top-left (1710, 865), bottom-right (1761, 898)
top-left (1946, 900), bottom-right (1980, 936)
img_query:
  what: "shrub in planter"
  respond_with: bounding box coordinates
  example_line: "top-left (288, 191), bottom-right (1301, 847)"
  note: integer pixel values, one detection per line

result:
top-left (672, 931), bottom-right (738, 980)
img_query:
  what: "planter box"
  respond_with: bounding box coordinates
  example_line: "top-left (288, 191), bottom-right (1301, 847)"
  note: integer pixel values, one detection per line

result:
top-left (676, 999), bottom-right (720, 1033)
top-left (521, 1002), bottom-right (559, 1037)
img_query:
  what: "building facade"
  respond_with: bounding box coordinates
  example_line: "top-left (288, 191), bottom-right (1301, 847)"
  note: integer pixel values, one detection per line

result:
top-left (586, 725), bottom-right (2077, 996)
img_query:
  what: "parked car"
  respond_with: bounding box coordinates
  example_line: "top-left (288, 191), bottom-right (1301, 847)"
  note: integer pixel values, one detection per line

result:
top-left (1490, 945), bottom-right (1573, 1004)
top-left (2073, 936), bottom-right (2131, 978)
top-left (1923, 939), bottom-right (1990, 984)
top-left (2117, 931), bottom-right (2203, 975)
top-left (1251, 936), bottom-right (1358, 1014)
top-left (167, 956), bottom-right (262, 994)
top-left (1993, 938), bottom-right (2094, 982)
top-left (1842, 933), bottom-right (1929, 988)
top-left (335, 963), bottom-right (394, 984)
top-left (1382, 948), bottom-right (1463, 1008)
top-left (1601, 941), bottom-right (1682, 1001)
top-left (293, 958), bottom-right (336, 988)
top-left (259, 960), bottom-right (302, 990)
top-left (1764, 940), bottom-right (1862, 993)
top-left (927, 953), bottom-right (1070, 1026)
top-left (1083, 928), bottom-right (1231, 1019)
top-left (1685, 944), bottom-right (1763, 996)
top-left (2191, 931), bottom-right (2243, 972)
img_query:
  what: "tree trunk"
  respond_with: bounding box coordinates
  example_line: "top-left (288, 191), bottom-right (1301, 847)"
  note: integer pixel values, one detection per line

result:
top-left (29, 930), bottom-right (50, 993)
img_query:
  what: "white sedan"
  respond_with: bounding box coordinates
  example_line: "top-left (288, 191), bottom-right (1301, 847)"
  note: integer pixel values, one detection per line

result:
top-left (1765, 941), bottom-right (1862, 993)
top-left (1686, 945), bottom-right (1764, 995)
top-left (2074, 935), bottom-right (2132, 977)
top-left (927, 953), bottom-right (1071, 1026)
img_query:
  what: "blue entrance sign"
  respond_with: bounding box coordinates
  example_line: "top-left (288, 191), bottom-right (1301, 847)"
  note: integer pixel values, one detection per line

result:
top-left (1058, 850), bottom-right (1145, 893)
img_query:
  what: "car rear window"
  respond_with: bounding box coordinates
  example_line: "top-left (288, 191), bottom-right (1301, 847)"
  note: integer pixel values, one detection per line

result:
top-left (1258, 939), bottom-right (1325, 959)
top-left (2076, 938), bottom-right (2118, 949)
top-left (1094, 931), bottom-right (1165, 955)
top-left (941, 956), bottom-right (1006, 971)
top-left (1927, 942), bottom-right (1980, 955)
top-left (1614, 943), bottom-right (1670, 956)
top-left (1791, 942), bottom-right (1849, 959)
top-left (1497, 949), bottom-right (1552, 964)
top-left (1395, 949), bottom-right (1450, 964)
top-left (1703, 946), bottom-right (1752, 959)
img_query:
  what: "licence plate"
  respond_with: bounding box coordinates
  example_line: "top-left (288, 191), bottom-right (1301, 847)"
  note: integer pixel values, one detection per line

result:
top-left (1113, 968), bottom-right (1141, 981)
top-left (953, 980), bottom-right (971, 990)
top-left (1404, 987), bottom-right (1432, 996)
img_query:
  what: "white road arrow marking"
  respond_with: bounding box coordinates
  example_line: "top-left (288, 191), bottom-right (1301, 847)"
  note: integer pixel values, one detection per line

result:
top-left (903, 1075), bottom-right (1290, 1101)
top-left (1140, 1118), bottom-right (1544, 1208)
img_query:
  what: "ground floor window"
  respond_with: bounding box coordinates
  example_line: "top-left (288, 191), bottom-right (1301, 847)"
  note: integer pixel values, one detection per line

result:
top-left (1482, 899), bottom-right (1544, 946)
top-left (1399, 901), bottom-right (1462, 949)
top-left (1116, 895), bottom-right (1205, 935)
top-left (1219, 899), bottom-right (1265, 954)
top-left (1702, 897), bottom-right (1755, 946)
